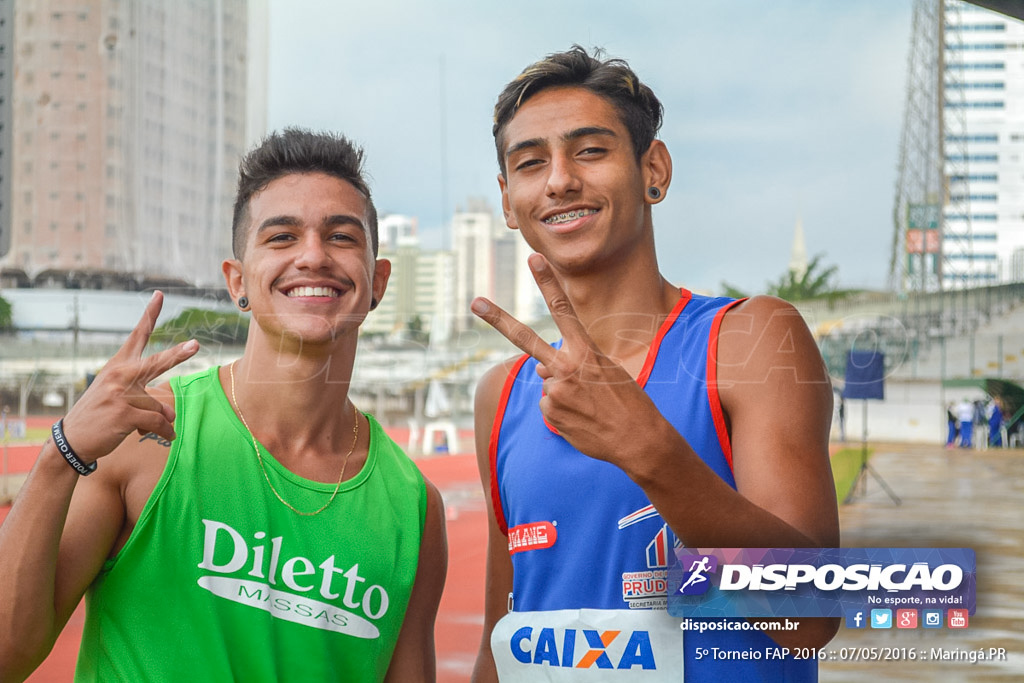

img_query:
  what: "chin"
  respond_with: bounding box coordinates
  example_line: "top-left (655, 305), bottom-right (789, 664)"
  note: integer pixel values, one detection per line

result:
top-left (259, 316), bottom-right (365, 348)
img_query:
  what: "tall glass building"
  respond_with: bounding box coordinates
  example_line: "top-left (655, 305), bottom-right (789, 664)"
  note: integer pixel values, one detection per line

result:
top-left (943, 1), bottom-right (1024, 285)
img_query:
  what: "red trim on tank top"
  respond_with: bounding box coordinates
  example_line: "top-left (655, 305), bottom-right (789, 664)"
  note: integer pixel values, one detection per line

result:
top-left (636, 288), bottom-right (693, 388)
top-left (707, 298), bottom-right (747, 472)
top-left (542, 288), bottom-right (692, 432)
top-left (489, 354), bottom-right (530, 536)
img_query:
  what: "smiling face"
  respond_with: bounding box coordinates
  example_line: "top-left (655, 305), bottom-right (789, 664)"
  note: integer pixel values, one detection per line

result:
top-left (498, 87), bottom-right (670, 275)
top-left (223, 172), bottom-right (390, 349)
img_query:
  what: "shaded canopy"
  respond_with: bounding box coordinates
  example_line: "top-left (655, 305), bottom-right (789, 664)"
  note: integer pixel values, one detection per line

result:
top-left (943, 377), bottom-right (1024, 424)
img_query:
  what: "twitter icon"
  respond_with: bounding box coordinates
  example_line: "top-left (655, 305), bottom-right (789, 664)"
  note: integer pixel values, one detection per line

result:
top-left (870, 609), bottom-right (892, 629)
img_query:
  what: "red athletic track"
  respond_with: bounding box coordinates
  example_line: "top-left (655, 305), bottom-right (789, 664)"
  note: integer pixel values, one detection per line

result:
top-left (0, 427), bottom-right (487, 683)
top-left (2, 428), bottom-right (845, 681)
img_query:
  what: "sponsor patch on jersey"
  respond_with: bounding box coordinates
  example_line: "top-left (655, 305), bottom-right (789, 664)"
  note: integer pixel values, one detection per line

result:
top-left (617, 520), bottom-right (679, 609)
top-left (491, 608), bottom-right (684, 680)
top-left (509, 521), bottom-right (558, 555)
top-left (621, 570), bottom-right (670, 609)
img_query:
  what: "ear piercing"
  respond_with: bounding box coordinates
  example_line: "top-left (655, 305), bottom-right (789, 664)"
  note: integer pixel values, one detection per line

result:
top-left (647, 187), bottom-right (661, 200)
top-left (370, 297), bottom-right (379, 310)
top-left (237, 296), bottom-right (249, 310)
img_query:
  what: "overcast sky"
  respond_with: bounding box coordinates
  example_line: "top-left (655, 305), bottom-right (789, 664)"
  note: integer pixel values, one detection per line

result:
top-left (265, 0), bottom-right (914, 295)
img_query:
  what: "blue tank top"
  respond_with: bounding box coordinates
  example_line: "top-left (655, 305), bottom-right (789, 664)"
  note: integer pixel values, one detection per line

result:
top-left (488, 291), bottom-right (816, 681)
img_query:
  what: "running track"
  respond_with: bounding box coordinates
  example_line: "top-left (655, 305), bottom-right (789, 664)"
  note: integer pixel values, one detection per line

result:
top-left (2, 430), bottom-right (847, 681)
top-left (0, 429), bottom-right (487, 683)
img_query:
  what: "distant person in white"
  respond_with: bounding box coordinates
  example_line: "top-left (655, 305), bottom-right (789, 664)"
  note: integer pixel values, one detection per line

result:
top-left (956, 399), bottom-right (976, 448)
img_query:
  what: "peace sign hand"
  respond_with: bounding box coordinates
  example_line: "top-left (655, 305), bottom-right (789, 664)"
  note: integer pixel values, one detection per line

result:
top-left (471, 254), bottom-right (665, 467)
top-left (60, 291), bottom-right (200, 463)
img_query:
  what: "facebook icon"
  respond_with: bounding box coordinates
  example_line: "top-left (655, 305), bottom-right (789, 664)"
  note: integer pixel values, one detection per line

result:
top-left (845, 610), bottom-right (866, 629)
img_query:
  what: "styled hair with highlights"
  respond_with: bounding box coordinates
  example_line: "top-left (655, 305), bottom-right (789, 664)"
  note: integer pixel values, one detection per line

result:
top-left (492, 45), bottom-right (664, 176)
top-left (231, 128), bottom-right (378, 258)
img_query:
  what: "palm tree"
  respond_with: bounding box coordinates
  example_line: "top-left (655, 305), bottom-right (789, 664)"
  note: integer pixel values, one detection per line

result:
top-left (767, 253), bottom-right (840, 302)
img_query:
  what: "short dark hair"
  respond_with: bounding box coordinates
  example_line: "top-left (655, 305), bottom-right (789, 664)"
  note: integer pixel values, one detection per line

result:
top-left (231, 128), bottom-right (378, 258)
top-left (492, 45), bottom-right (664, 176)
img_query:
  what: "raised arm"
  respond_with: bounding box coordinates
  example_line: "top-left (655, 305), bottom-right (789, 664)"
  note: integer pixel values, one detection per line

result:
top-left (471, 256), bottom-right (839, 648)
top-left (0, 292), bottom-right (198, 680)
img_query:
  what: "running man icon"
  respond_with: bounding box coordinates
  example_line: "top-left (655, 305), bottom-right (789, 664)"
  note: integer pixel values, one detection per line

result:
top-left (678, 555), bottom-right (716, 595)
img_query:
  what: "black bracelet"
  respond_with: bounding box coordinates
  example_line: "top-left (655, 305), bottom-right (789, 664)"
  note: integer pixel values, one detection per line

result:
top-left (51, 419), bottom-right (97, 476)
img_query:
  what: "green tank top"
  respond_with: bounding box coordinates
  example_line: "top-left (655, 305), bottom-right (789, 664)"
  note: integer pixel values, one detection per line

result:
top-left (75, 366), bottom-right (426, 682)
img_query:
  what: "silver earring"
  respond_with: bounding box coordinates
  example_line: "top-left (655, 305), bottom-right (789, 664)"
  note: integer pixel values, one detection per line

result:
top-left (647, 187), bottom-right (661, 200)
top-left (237, 296), bottom-right (249, 310)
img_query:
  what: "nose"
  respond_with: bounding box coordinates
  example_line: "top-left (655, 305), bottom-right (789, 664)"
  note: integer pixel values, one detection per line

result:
top-left (293, 232), bottom-right (332, 270)
top-left (545, 153), bottom-right (582, 198)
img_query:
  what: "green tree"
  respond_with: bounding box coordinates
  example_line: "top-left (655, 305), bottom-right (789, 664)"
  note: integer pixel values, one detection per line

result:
top-left (406, 314), bottom-right (428, 344)
top-left (0, 293), bottom-right (12, 331)
top-left (767, 253), bottom-right (842, 302)
top-left (151, 308), bottom-right (249, 345)
top-left (719, 282), bottom-right (749, 299)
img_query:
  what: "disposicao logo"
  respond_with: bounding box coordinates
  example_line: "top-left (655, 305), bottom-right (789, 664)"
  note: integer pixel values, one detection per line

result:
top-left (676, 554), bottom-right (718, 596)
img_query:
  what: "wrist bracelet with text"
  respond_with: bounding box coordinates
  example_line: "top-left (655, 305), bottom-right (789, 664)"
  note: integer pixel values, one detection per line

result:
top-left (51, 419), bottom-right (97, 476)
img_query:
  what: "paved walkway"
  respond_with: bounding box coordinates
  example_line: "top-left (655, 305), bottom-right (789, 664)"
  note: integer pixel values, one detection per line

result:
top-left (824, 443), bottom-right (1024, 682)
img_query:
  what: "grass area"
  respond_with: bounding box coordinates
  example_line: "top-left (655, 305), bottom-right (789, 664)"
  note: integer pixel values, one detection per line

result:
top-left (832, 447), bottom-right (870, 504)
top-left (2, 427), bottom-right (50, 444)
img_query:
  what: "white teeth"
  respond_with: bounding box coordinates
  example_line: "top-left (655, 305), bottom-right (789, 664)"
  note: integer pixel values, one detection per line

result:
top-left (544, 209), bottom-right (597, 225)
top-left (287, 286), bottom-right (339, 298)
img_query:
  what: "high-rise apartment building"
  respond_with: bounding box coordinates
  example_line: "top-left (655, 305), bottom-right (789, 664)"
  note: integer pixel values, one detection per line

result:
top-left (1, 0), bottom-right (250, 289)
top-left (451, 198), bottom-right (538, 331)
top-left (0, 0), bottom-right (14, 261)
top-left (943, 1), bottom-right (1024, 285)
top-left (365, 214), bottom-right (456, 343)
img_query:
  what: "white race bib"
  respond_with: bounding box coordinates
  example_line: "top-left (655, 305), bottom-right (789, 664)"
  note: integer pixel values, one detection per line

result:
top-left (491, 608), bottom-right (684, 682)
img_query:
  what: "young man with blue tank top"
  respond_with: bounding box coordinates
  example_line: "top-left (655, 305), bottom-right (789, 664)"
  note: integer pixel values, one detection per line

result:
top-left (470, 46), bottom-right (840, 682)
top-left (0, 129), bottom-right (447, 682)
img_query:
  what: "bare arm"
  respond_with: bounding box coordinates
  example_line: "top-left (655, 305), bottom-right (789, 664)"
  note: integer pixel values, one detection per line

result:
top-left (384, 479), bottom-right (448, 683)
top-left (625, 296), bottom-right (840, 647)
top-left (470, 364), bottom-right (515, 683)
top-left (472, 256), bottom-right (839, 649)
top-left (0, 292), bottom-right (198, 680)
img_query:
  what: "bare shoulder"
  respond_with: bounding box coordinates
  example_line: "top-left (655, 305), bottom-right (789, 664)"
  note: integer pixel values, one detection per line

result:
top-left (717, 295), bottom-right (826, 385)
top-left (100, 381), bottom-right (179, 530)
top-left (473, 356), bottom-right (524, 473)
top-left (476, 356), bottom-right (525, 400)
top-left (421, 477), bottom-right (447, 550)
top-left (718, 294), bottom-right (809, 340)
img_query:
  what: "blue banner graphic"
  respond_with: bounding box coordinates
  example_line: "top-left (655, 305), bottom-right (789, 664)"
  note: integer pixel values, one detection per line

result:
top-left (667, 548), bottom-right (975, 618)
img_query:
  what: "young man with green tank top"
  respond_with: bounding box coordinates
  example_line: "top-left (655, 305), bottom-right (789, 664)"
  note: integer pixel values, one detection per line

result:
top-left (0, 129), bottom-right (448, 682)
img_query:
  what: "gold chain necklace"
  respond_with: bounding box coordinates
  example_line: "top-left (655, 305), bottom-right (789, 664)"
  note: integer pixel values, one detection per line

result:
top-left (229, 362), bottom-right (359, 516)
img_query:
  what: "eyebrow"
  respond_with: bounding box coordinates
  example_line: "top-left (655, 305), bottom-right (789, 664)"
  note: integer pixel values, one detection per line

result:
top-left (504, 126), bottom-right (619, 160)
top-left (256, 214), bottom-right (365, 235)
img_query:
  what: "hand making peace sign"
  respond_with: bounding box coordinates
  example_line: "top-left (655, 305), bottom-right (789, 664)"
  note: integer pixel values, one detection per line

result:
top-left (60, 291), bottom-right (200, 464)
top-left (471, 253), bottom-right (669, 468)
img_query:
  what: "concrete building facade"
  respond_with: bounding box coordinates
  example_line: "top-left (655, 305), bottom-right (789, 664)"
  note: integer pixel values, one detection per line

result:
top-left (451, 197), bottom-right (538, 331)
top-left (943, 1), bottom-right (1024, 285)
top-left (366, 214), bottom-right (456, 343)
top-left (1, 0), bottom-right (250, 289)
